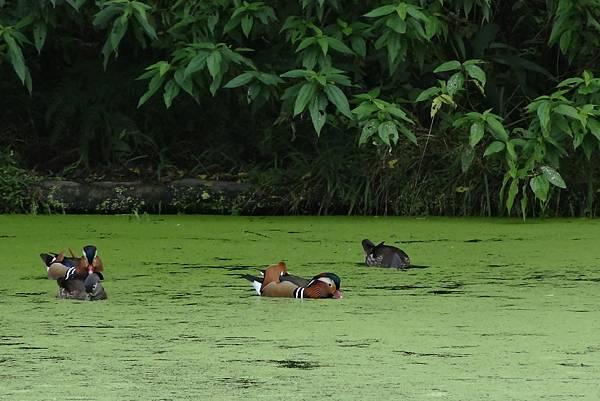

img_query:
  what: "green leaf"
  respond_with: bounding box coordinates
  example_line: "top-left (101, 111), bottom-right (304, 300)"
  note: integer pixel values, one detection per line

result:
top-left (33, 22), bottom-right (47, 53)
top-left (386, 16), bottom-right (406, 34)
top-left (398, 125), bottom-right (417, 144)
top-left (506, 178), bottom-right (518, 213)
top-left (293, 82), bottom-right (317, 116)
top-left (587, 118), bottom-right (600, 141)
top-left (447, 72), bottom-right (464, 96)
top-left (364, 5), bottom-right (397, 18)
top-left (469, 122), bottom-right (484, 147)
top-left (461, 147), bottom-right (474, 172)
top-left (281, 69), bottom-right (310, 79)
top-left (415, 87), bottom-right (440, 102)
top-left (163, 80), bottom-right (181, 109)
top-left (224, 72), bottom-right (254, 88)
top-left (378, 121), bottom-right (397, 146)
top-left (359, 120), bottom-right (379, 145)
top-left (308, 94), bottom-right (327, 136)
top-left (540, 166), bottom-right (567, 189)
top-left (483, 141), bottom-right (505, 157)
top-left (324, 85), bottom-right (352, 118)
top-left (485, 116), bottom-right (508, 142)
top-left (94, 6), bottom-right (121, 26)
top-left (4, 33), bottom-right (27, 83)
top-left (241, 15), bottom-right (253, 37)
top-left (554, 104), bottom-right (580, 122)
top-left (351, 36), bottom-right (366, 58)
top-left (206, 51), bottom-right (222, 79)
top-left (184, 52), bottom-right (209, 77)
top-left (326, 37), bottom-right (354, 55)
top-left (537, 101), bottom-right (551, 134)
top-left (132, 5), bottom-right (157, 40)
top-left (109, 18), bottom-right (129, 53)
top-left (465, 64), bottom-right (486, 87)
top-left (137, 73), bottom-right (165, 107)
top-left (433, 60), bottom-right (461, 73)
top-left (174, 69), bottom-right (193, 95)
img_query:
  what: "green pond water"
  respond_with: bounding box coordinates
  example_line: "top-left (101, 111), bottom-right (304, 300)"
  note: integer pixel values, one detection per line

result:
top-left (1, 215), bottom-right (599, 400)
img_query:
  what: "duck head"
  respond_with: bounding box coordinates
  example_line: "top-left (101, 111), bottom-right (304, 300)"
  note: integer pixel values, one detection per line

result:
top-left (82, 245), bottom-right (103, 275)
top-left (305, 272), bottom-right (343, 299)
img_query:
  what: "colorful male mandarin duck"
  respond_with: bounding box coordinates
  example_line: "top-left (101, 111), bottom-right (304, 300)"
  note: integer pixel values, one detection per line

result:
top-left (362, 239), bottom-right (410, 269)
top-left (40, 245), bottom-right (107, 301)
top-left (243, 262), bottom-right (342, 299)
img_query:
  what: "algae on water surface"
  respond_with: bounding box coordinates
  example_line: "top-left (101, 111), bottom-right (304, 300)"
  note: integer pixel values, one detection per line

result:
top-left (1, 215), bottom-right (600, 400)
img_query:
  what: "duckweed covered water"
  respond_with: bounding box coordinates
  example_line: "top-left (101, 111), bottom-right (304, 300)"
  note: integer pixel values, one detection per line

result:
top-left (1, 215), bottom-right (599, 400)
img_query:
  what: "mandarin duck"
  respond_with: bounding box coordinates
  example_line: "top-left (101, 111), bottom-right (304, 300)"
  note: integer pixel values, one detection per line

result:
top-left (243, 261), bottom-right (342, 299)
top-left (40, 245), bottom-right (107, 300)
top-left (362, 239), bottom-right (410, 269)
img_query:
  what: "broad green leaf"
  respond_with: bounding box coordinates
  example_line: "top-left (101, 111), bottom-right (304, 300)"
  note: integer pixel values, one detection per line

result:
top-left (109, 18), bottom-right (129, 53)
top-left (364, 5), bottom-right (396, 18)
top-left (387, 106), bottom-right (413, 124)
top-left (132, 5), bottom-right (157, 39)
top-left (4, 34), bottom-right (27, 83)
top-left (465, 64), bottom-right (486, 87)
top-left (163, 80), bottom-right (181, 108)
top-left (540, 165), bottom-right (566, 189)
top-left (137, 73), bottom-right (165, 107)
top-left (506, 178), bottom-right (518, 213)
top-left (386, 16), bottom-right (406, 34)
top-left (557, 77), bottom-right (583, 87)
top-left (326, 37), bottom-right (354, 55)
top-left (174, 69), bottom-right (193, 95)
top-left (485, 116), bottom-right (508, 142)
top-left (184, 52), bottom-right (209, 77)
top-left (483, 141), bottom-right (505, 157)
top-left (469, 122), bottom-right (484, 147)
top-left (324, 85), bottom-right (352, 118)
top-left (378, 121), bottom-right (397, 146)
top-left (351, 36), bottom-right (366, 58)
top-left (33, 22), bottom-right (47, 53)
top-left (587, 118), bottom-right (600, 141)
top-left (537, 101), bottom-right (551, 134)
top-left (352, 102), bottom-right (378, 120)
top-left (296, 37), bottom-right (316, 52)
top-left (293, 82), bottom-right (317, 116)
top-left (241, 15), bottom-right (253, 37)
top-left (308, 94), bottom-right (327, 135)
top-left (554, 104), bottom-right (580, 122)
top-left (317, 37), bottom-right (328, 55)
top-left (359, 120), bottom-right (379, 145)
top-left (415, 87), bottom-right (440, 102)
top-left (94, 6), bottom-right (121, 26)
top-left (461, 147), bottom-right (474, 172)
top-left (206, 51), bottom-right (222, 79)
top-left (447, 72), bottom-right (464, 96)
top-left (398, 125), bottom-right (417, 144)
top-left (280, 69), bottom-right (310, 79)
top-left (224, 72), bottom-right (254, 88)
top-left (433, 60), bottom-right (461, 73)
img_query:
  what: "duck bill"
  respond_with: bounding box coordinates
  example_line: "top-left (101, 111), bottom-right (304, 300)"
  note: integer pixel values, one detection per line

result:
top-left (88, 265), bottom-right (94, 275)
top-left (333, 290), bottom-right (343, 299)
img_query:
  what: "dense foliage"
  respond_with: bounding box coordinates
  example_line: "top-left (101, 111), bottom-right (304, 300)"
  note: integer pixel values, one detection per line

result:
top-left (1, 0), bottom-right (600, 216)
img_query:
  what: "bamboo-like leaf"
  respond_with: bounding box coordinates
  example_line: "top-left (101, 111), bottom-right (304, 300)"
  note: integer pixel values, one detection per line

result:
top-left (326, 37), bottom-right (354, 55)
top-left (184, 52), bottom-right (209, 78)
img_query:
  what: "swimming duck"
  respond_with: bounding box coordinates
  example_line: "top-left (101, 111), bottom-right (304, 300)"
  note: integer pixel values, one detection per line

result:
top-left (40, 246), bottom-right (107, 300)
top-left (243, 261), bottom-right (342, 299)
top-left (362, 239), bottom-right (410, 269)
